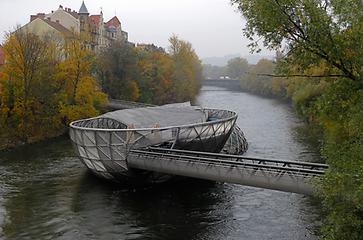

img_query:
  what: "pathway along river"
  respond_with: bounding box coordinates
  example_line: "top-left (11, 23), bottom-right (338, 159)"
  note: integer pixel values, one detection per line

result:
top-left (0, 86), bottom-right (322, 240)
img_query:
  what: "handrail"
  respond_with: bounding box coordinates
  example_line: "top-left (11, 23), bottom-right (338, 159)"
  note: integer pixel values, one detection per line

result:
top-left (130, 149), bottom-right (327, 175)
top-left (148, 147), bottom-right (328, 169)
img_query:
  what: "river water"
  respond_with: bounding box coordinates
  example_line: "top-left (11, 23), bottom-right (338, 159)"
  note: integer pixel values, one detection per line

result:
top-left (0, 86), bottom-right (322, 240)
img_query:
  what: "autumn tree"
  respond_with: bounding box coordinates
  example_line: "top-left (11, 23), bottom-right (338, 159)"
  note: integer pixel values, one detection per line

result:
top-left (0, 31), bottom-right (107, 148)
top-left (58, 37), bottom-right (107, 123)
top-left (97, 37), bottom-right (202, 105)
top-left (0, 31), bottom-right (58, 144)
top-left (168, 35), bottom-right (203, 102)
top-left (136, 47), bottom-right (173, 104)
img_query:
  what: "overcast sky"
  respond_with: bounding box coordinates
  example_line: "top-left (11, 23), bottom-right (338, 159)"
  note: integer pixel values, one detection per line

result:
top-left (0, 0), bottom-right (271, 58)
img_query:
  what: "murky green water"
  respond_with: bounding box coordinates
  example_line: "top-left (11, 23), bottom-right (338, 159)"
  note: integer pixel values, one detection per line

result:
top-left (0, 86), bottom-right (322, 239)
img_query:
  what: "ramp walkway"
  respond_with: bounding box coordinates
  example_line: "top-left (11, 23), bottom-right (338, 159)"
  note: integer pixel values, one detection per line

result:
top-left (128, 147), bottom-right (328, 195)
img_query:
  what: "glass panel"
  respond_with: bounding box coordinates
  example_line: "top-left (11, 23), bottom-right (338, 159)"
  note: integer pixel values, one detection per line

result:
top-left (83, 131), bottom-right (96, 145)
top-left (86, 147), bottom-right (100, 160)
top-left (98, 146), bottom-right (111, 160)
top-left (92, 160), bottom-right (107, 172)
top-left (78, 146), bottom-right (88, 158)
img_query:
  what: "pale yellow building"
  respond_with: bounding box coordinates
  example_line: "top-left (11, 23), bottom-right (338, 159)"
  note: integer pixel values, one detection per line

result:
top-left (19, 17), bottom-right (73, 42)
top-left (44, 6), bottom-right (80, 33)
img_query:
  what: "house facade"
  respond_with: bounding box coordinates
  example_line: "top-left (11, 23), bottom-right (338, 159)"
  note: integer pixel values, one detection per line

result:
top-left (24, 1), bottom-right (128, 52)
top-left (20, 17), bottom-right (73, 42)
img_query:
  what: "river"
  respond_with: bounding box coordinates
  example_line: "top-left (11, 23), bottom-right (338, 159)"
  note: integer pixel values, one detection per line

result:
top-left (0, 86), bottom-right (322, 240)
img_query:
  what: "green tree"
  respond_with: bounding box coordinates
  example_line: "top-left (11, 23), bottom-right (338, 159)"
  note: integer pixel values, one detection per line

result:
top-left (168, 35), bottom-right (203, 102)
top-left (97, 41), bottom-right (138, 100)
top-left (136, 47), bottom-right (174, 104)
top-left (232, 1), bottom-right (363, 238)
top-left (227, 57), bottom-right (249, 79)
top-left (240, 59), bottom-right (275, 95)
top-left (231, 0), bottom-right (362, 82)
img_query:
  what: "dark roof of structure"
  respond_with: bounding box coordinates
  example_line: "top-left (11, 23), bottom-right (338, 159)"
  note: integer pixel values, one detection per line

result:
top-left (79, 1), bottom-right (89, 14)
top-left (42, 19), bottom-right (73, 37)
top-left (69, 11), bottom-right (79, 19)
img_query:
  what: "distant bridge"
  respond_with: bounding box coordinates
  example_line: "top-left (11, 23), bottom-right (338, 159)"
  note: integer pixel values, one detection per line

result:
top-left (203, 79), bottom-right (241, 91)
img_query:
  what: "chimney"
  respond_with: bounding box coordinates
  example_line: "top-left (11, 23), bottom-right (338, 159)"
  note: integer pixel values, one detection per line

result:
top-left (59, 5), bottom-right (63, 9)
top-left (33, 13), bottom-right (45, 21)
top-left (30, 15), bottom-right (37, 22)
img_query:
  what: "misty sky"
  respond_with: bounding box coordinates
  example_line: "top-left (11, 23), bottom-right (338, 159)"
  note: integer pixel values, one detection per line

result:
top-left (0, 0), bottom-right (271, 58)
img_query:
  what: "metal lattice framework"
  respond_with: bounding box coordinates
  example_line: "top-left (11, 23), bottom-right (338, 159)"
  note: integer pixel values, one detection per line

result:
top-left (222, 125), bottom-right (248, 154)
top-left (128, 148), bottom-right (328, 195)
top-left (69, 108), bottom-right (239, 180)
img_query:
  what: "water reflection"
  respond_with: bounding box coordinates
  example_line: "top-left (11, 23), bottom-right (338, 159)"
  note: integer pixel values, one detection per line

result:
top-left (72, 175), bottom-right (233, 240)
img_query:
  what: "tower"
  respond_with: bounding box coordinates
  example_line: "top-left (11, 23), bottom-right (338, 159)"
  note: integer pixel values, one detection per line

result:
top-left (79, 1), bottom-right (89, 33)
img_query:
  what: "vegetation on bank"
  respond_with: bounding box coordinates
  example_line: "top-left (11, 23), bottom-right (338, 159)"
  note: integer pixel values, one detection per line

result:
top-left (97, 35), bottom-right (202, 105)
top-left (0, 31), bottom-right (202, 149)
top-left (231, 0), bottom-right (362, 239)
top-left (203, 56), bottom-right (249, 79)
top-left (0, 32), bottom-right (107, 149)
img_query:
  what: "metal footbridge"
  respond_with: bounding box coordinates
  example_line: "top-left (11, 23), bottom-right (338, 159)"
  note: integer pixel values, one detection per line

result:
top-left (128, 147), bottom-right (327, 195)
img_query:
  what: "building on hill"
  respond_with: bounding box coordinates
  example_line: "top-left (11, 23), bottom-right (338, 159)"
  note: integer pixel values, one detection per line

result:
top-left (22, 1), bottom-right (129, 52)
top-left (19, 17), bottom-right (74, 42)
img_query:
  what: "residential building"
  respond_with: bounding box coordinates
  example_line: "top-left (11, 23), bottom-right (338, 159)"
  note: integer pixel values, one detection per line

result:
top-left (19, 17), bottom-right (73, 42)
top-left (22, 1), bottom-right (129, 52)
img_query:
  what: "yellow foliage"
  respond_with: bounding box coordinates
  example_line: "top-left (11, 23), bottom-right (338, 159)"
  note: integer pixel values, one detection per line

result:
top-left (128, 80), bottom-right (140, 101)
top-left (0, 31), bottom-right (108, 148)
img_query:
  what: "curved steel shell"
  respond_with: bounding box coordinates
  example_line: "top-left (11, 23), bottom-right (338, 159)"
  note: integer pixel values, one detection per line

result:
top-left (69, 109), bottom-right (238, 181)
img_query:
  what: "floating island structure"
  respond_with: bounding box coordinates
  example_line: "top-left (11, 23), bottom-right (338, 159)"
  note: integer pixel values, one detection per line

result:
top-left (69, 103), bottom-right (248, 183)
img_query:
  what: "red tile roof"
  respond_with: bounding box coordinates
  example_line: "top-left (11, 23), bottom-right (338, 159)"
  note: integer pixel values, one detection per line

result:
top-left (105, 16), bottom-right (121, 28)
top-left (0, 45), bottom-right (4, 65)
top-left (90, 15), bottom-right (101, 25)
